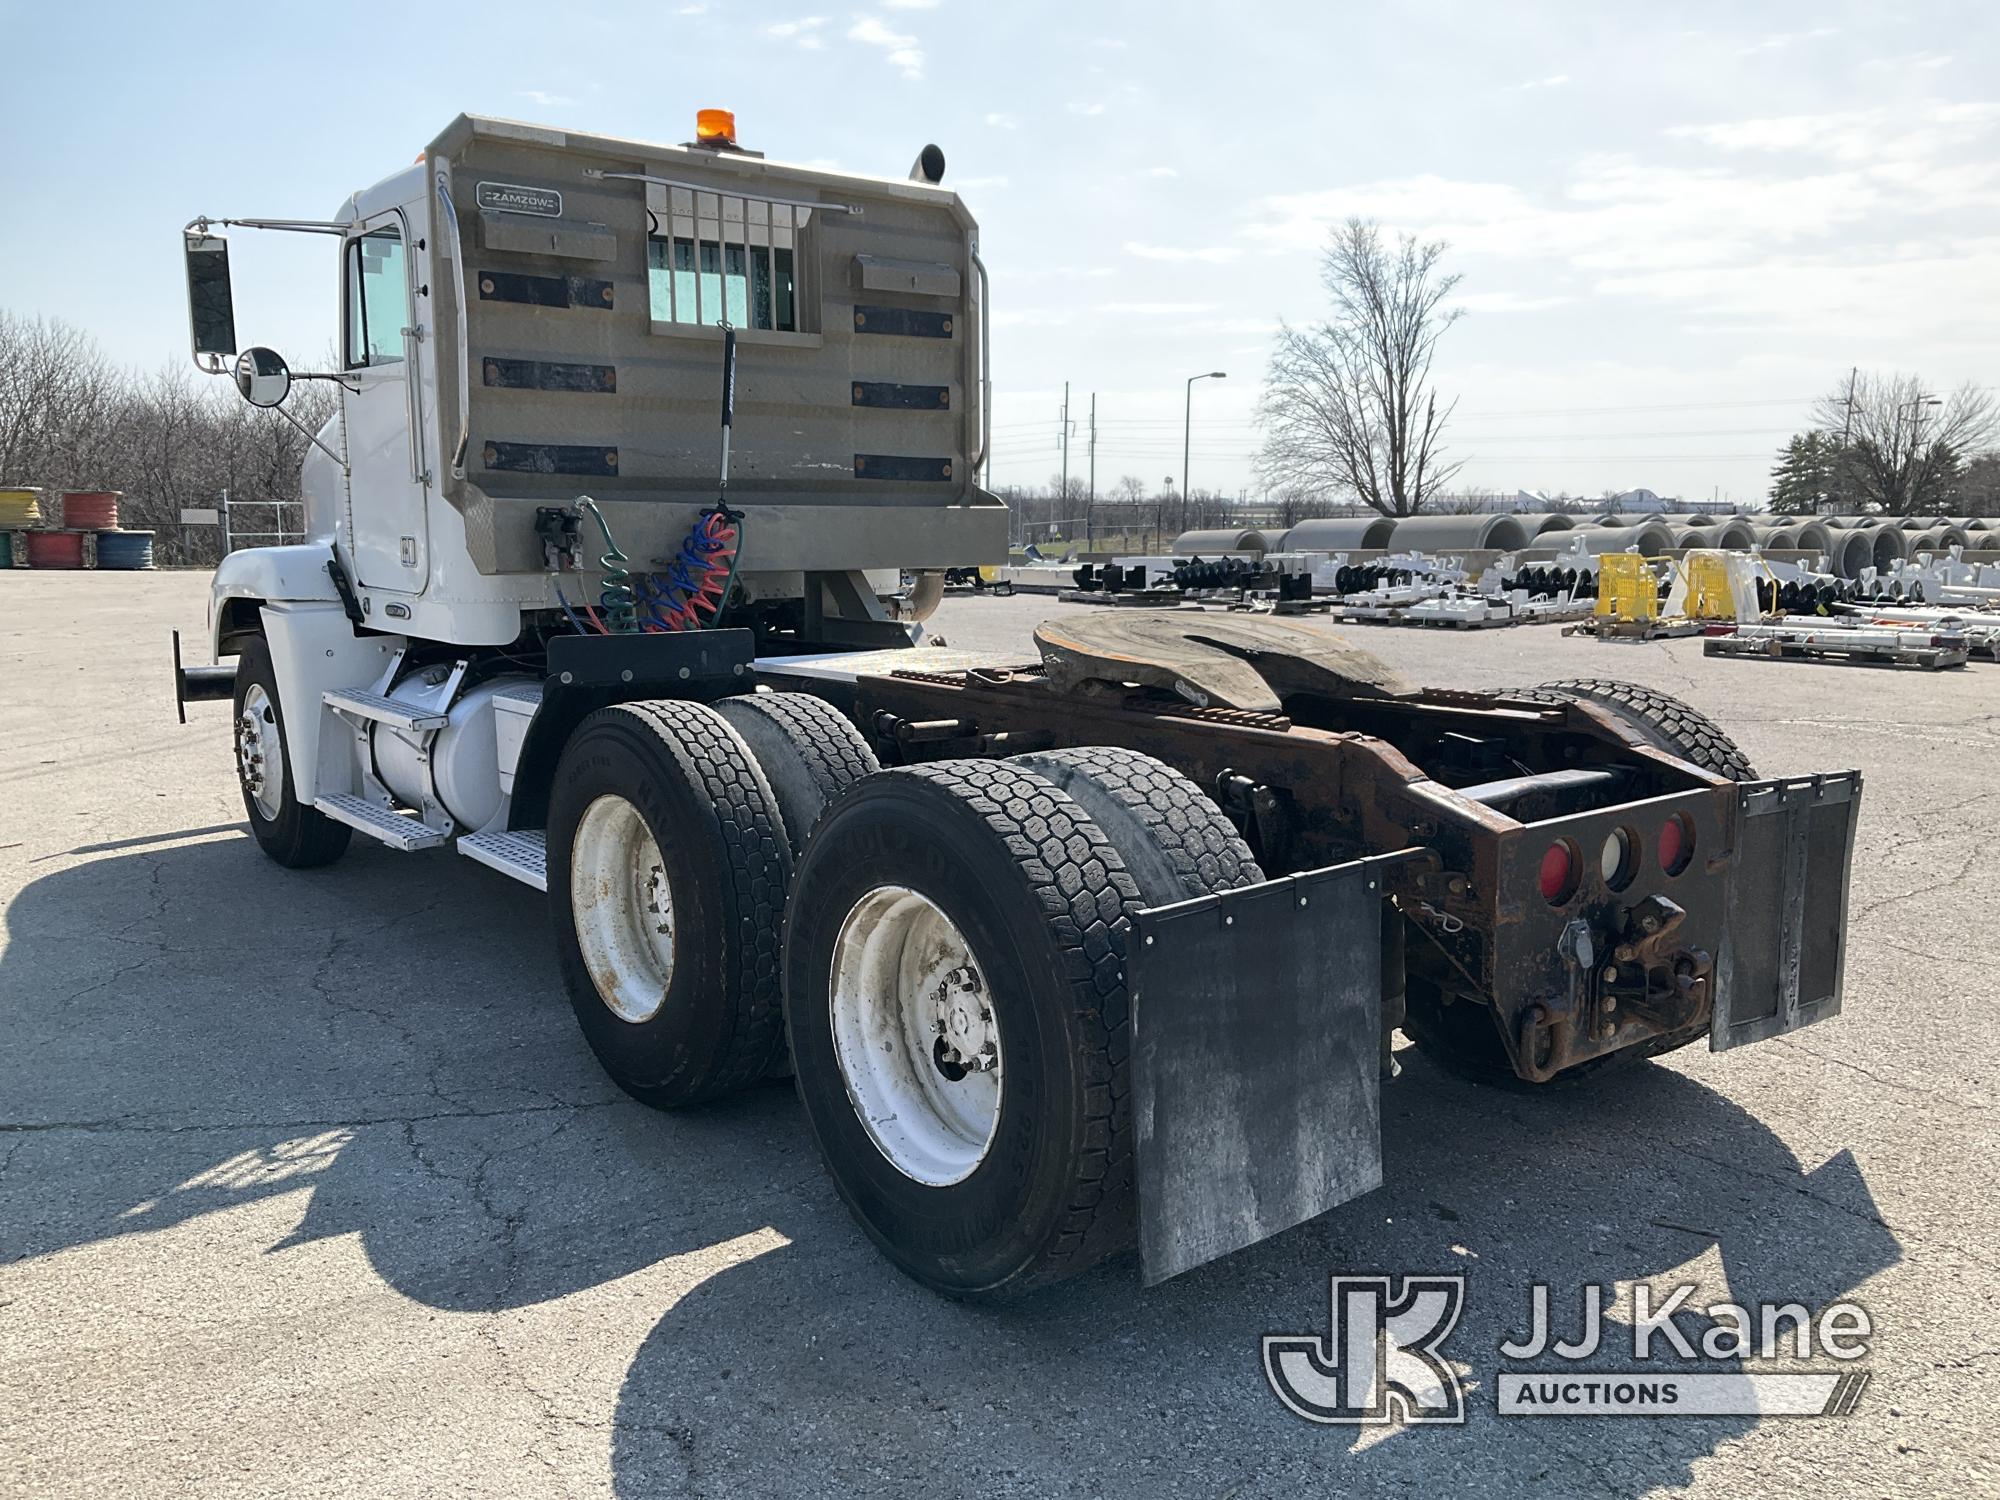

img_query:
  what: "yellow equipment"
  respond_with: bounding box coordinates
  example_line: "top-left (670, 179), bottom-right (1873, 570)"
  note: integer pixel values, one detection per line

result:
top-left (1594, 553), bottom-right (1660, 623)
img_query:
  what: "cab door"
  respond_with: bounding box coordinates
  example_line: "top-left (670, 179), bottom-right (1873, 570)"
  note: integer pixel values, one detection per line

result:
top-left (339, 208), bottom-right (433, 592)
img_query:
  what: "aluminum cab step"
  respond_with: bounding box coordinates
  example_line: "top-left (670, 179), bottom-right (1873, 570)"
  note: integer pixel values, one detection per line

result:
top-left (314, 793), bottom-right (450, 851)
top-left (324, 687), bottom-right (449, 733)
top-left (457, 829), bottom-right (548, 891)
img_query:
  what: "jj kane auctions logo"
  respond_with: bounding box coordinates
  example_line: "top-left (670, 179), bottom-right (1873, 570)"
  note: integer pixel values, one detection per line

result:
top-left (1264, 1276), bottom-right (1873, 1422)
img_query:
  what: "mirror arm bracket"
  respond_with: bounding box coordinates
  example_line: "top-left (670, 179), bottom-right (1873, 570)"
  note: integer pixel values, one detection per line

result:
top-left (273, 402), bottom-right (347, 471)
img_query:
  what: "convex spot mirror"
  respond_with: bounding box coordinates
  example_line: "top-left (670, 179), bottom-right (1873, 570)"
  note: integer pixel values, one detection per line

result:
top-left (234, 347), bottom-right (292, 408)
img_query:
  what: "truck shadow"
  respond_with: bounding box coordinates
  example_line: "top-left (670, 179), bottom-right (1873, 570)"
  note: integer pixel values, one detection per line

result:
top-left (0, 833), bottom-right (804, 1309)
top-left (2, 836), bottom-right (1900, 1496)
top-left (602, 1059), bottom-right (1900, 1498)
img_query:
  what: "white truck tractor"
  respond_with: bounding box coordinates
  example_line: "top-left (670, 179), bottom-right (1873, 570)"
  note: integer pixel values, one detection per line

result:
top-left (175, 112), bottom-right (1864, 1296)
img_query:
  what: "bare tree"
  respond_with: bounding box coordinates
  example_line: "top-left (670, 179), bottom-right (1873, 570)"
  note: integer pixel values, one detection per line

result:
top-left (1256, 219), bottom-right (1465, 517)
top-left (1812, 371), bottom-right (1999, 515)
top-left (0, 310), bottom-right (331, 565)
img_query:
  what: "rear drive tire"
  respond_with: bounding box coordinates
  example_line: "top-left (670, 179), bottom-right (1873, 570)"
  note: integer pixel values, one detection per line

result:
top-left (1513, 678), bottom-right (1757, 780)
top-left (232, 634), bottom-right (351, 869)
top-left (713, 691), bottom-right (879, 854)
top-left (547, 701), bottom-right (791, 1107)
top-left (1009, 747), bottom-right (1263, 902)
top-left (784, 760), bottom-right (1147, 1296)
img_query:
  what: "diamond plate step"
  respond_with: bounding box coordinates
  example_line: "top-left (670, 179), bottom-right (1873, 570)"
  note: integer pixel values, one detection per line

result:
top-left (314, 793), bottom-right (449, 851)
top-left (324, 688), bottom-right (449, 732)
top-left (457, 829), bottom-right (548, 891)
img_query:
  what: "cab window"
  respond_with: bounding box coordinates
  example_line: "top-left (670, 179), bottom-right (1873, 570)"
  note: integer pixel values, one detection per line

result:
top-left (646, 189), bottom-right (805, 333)
top-left (345, 226), bottom-right (409, 367)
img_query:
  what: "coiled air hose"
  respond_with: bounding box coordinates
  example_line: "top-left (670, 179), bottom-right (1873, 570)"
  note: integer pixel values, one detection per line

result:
top-left (577, 495), bottom-right (636, 633)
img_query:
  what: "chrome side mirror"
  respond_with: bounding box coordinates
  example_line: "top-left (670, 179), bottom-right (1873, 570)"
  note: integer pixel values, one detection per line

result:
top-left (184, 231), bottom-right (238, 371)
top-left (233, 347), bottom-right (292, 408)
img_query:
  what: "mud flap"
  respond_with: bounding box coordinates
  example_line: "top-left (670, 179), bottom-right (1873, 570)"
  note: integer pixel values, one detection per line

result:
top-left (1129, 853), bottom-right (1405, 1284)
top-left (1712, 772), bottom-right (1862, 1051)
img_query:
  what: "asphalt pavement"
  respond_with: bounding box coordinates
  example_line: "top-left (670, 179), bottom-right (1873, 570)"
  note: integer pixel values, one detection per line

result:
top-left (2, 571), bottom-right (1994, 1497)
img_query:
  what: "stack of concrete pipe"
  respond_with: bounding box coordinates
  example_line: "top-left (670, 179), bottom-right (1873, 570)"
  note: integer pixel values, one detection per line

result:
top-left (1748, 518), bottom-right (1836, 557)
top-left (1670, 518), bottom-right (1757, 550)
top-left (1822, 525), bottom-right (1905, 579)
top-left (1372, 512), bottom-right (1533, 552)
top-left (1171, 527), bottom-right (1274, 556)
top-left (1277, 515), bottom-right (1399, 551)
top-left (1905, 524), bottom-right (1971, 554)
top-left (1550, 521), bottom-right (1679, 556)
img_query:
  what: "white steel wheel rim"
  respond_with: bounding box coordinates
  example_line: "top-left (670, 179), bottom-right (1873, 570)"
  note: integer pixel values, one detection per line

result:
top-left (569, 794), bottom-right (678, 1024)
top-left (236, 683), bottom-right (285, 822)
top-left (829, 885), bottom-right (1003, 1187)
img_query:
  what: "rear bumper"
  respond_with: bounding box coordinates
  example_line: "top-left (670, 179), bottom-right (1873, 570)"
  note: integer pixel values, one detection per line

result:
top-left (1123, 770), bottom-right (1862, 1282)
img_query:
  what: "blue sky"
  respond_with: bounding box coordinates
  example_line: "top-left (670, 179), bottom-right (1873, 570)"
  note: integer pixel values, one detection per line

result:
top-left (5, 0), bottom-right (1996, 504)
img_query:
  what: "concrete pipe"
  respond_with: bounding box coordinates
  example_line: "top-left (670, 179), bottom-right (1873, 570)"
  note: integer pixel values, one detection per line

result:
top-left (1557, 522), bottom-right (1677, 556)
top-left (1755, 525), bottom-right (1801, 550)
top-left (889, 569), bottom-right (946, 623)
top-left (1906, 527), bottom-right (1969, 556)
top-left (1379, 513), bottom-right (1531, 551)
top-left (1827, 528), bottom-right (1905, 579)
top-left (1822, 515), bottom-right (1875, 529)
top-left (1688, 519), bottom-right (1757, 550)
top-left (1862, 525), bottom-right (1907, 571)
top-left (1280, 515), bottom-right (1400, 551)
top-left (1171, 527), bottom-right (1272, 556)
top-left (1893, 516), bottom-right (1934, 531)
top-left (1785, 520), bottom-right (1836, 558)
top-left (1510, 512), bottom-right (1580, 537)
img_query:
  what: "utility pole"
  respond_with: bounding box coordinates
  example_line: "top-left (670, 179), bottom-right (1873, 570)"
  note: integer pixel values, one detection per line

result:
top-left (1086, 393), bottom-right (1097, 548)
top-left (1833, 365), bottom-right (1858, 515)
top-left (1058, 383), bottom-right (1071, 527)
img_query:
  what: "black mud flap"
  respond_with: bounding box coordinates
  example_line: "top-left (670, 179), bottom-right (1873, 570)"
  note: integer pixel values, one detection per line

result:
top-left (1712, 772), bottom-right (1862, 1051)
top-left (1129, 853), bottom-right (1404, 1285)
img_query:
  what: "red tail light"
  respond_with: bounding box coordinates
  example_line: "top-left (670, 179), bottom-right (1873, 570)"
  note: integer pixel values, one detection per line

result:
top-left (1659, 814), bottom-right (1694, 875)
top-left (1539, 839), bottom-right (1579, 904)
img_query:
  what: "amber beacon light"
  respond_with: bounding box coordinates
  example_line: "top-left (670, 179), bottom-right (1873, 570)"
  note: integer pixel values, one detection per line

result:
top-left (695, 108), bottom-right (737, 146)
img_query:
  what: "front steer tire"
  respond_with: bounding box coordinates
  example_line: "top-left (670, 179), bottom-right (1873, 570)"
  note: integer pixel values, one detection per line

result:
top-left (547, 701), bottom-right (791, 1108)
top-left (783, 760), bottom-right (1147, 1297)
top-left (231, 634), bottom-right (351, 869)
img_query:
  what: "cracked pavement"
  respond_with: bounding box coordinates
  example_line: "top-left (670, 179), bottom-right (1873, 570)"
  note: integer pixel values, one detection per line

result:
top-left (2, 573), bottom-right (1995, 1497)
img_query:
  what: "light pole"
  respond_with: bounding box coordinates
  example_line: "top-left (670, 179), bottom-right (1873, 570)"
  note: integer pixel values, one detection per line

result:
top-left (1900, 393), bottom-right (1942, 513)
top-left (1183, 371), bottom-right (1226, 534)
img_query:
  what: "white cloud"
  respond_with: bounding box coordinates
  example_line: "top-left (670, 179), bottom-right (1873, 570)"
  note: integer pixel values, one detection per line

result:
top-left (764, 16), bottom-right (828, 48)
top-left (985, 112), bottom-right (1018, 130)
top-left (882, 0), bottom-right (938, 7)
top-left (1099, 301), bottom-right (1220, 316)
top-left (676, 2), bottom-right (706, 11)
top-left (516, 89), bottom-right (577, 108)
top-left (1737, 27), bottom-right (1837, 56)
top-left (1454, 291), bottom-right (1574, 313)
top-left (1666, 101), bottom-right (2000, 167)
top-left (1510, 74), bottom-right (1570, 92)
top-left (849, 16), bottom-right (924, 78)
top-left (1146, 166), bottom-right (1179, 179)
top-left (1235, 92), bottom-right (2000, 342)
top-left (1125, 240), bottom-right (1241, 264)
top-left (1067, 101), bottom-right (1107, 117)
